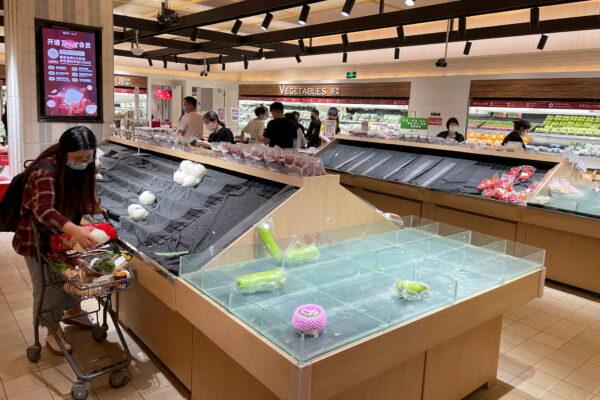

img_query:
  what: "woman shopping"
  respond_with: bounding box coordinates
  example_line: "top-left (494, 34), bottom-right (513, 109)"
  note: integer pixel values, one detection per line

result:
top-left (13, 126), bottom-right (100, 354)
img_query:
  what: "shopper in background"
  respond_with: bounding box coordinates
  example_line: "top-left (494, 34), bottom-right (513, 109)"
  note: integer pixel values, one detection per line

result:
top-left (437, 117), bottom-right (465, 142)
top-left (177, 96), bottom-right (204, 142)
top-left (262, 102), bottom-right (297, 149)
top-left (2, 109), bottom-right (7, 145)
top-left (285, 112), bottom-right (307, 149)
top-left (241, 105), bottom-right (268, 143)
top-left (13, 126), bottom-right (100, 355)
top-left (204, 111), bottom-right (235, 144)
top-left (305, 109), bottom-right (323, 148)
top-left (291, 111), bottom-right (306, 135)
top-left (320, 107), bottom-right (341, 139)
top-left (501, 119), bottom-right (531, 150)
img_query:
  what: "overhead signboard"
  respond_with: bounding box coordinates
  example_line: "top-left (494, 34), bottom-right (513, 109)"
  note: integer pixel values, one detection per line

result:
top-left (35, 19), bottom-right (103, 123)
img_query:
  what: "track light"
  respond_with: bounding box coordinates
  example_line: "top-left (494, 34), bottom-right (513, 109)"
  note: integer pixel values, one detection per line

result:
top-left (531, 7), bottom-right (540, 32)
top-left (394, 47), bottom-right (400, 60)
top-left (261, 12), bottom-right (273, 31)
top-left (163, 58), bottom-right (167, 68)
top-left (243, 55), bottom-right (249, 69)
top-left (218, 54), bottom-right (223, 64)
top-left (405, 0), bottom-right (415, 6)
top-left (299, 4), bottom-right (310, 25)
top-left (295, 54), bottom-right (302, 63)
top-left (463, 41), bottom-right (472, 55)
top-left (222, 63), bottom-right (226, 71)
top-left (185, 63), bottom-right (189, 71)
top-left (191, 28), bottom-right (199, 42)
top-left (131, 30), bottom-right (145, 56)
top-left (147, 58), bottom-right (153, 67)
top-left (174, 55), bottom-right (179, 63)
top-left (341, 33), bottom-right (349, 48)
top-left (298, 38), bottom-right (305, 52)
top-left (458, 16), bottom-right (466, 39)
top-left (207, 63), bottom-right (211, 72)
top-left (537, 34), bottom-right (548, 50)
top-left (231, 19), bottom-right (242, 35)
top-left (396, 25), bottom-right (405, 44)
top-left (342, 52), bottom-right (348, 63)
top-left (341, 0), bottom-right (355, 17)
top-left (258, 47), bottom-right (265, 60)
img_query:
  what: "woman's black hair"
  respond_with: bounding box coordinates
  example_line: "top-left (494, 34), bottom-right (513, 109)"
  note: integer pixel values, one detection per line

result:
top-left (446, 117), bottom-right (459, 129)
top-left (30, 126), bottom-right (99, 215)
top-left (284, 112), bottom-right (295, 120)
top-left (203, 110), bottom-right (226, 127)
top-left (514, 119), bottom-right (531, 131)
top-left (254, 105), bottom-right (267, 117)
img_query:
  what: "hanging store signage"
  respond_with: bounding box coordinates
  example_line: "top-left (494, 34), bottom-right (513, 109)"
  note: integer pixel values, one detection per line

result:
top-left (400, 117), bottom-right (429, 130)
top-left (346, 71), bottom-right (357, 79)
top-left (428, 116), bottom-right (443, 126)
top-left (278, 85), bottom-right (340, 97)
top-left (239, 96), bottom-right (409, 106)
top-left (218, 107), bottom-right (226, 121)
top-left (240, 82), bottom-right (411, 99)
top-left (35, 19), bottom-right (103, 122)
top-left (469, 100), bottom-right (600, 110)
top-left (231, 108), bottom-right (240, 122)
top-left (114, 74), bottom-right (148, 89)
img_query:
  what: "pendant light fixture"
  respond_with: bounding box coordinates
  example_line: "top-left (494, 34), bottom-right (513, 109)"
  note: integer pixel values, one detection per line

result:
top-left (342, 52), bottom-right (348, 63)
top-left (341, 0), bottom-right (356, 17)
top-left (298, 38), bottom-right (306, 52)
top-left (394, 47), bottom-right (400, 60)
top-left (243, 55), bottom-right (249, 69)
top-left (295, 55), bottom-right (302, 63)
top-left (537, 34), bottom-right (548, 50)
top-left (463, 41), bottom-right (472, 55)
top-left (298, 4), bottom-right (310, 25)
top-left (258, 47), bottom-right (266, 60)
top-left (231, 19), bottom-right (242, 35)
top-left (261, 12), bottom-right (273, 31)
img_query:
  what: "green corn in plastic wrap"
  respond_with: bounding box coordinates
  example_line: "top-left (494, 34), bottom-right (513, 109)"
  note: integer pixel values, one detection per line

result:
top-left (257, 222), bottom-right (282, 263)
top-left (235, 268), bottom-right (287, 294)
top-left (283, 244), bottom-right (320, 265)
top-left (395, 280), bottom-right (430, 300)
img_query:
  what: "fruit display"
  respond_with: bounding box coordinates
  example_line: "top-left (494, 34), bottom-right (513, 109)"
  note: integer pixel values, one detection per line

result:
top-left (536, 115), bottom-right (600, 137)
top-left (477, 166), bottom-right (538, 205)
top-left (467, 132), bottom-right (532, 146)
top-left (467, 119), bottom-right (514, 131)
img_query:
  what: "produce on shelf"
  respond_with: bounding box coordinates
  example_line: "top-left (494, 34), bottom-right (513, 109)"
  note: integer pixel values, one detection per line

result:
top-left (128, 204), bottom-right (148, 221)
top-left (548, 177), bottom-right (584, 198)
top-left (257, 220), bottom-right (283, 263)
top-left (283, 244), bottom-right (320, 265)
top-left (138, 190), bottom-right (156, 206)
top-left (477, 166), bottom-right (538, 205)
top-left (292, 304), bottom-right (327, 338)
top-left (172, 160), bottom-right (206, 188)
top-left (467, 132), bottom-right (532, 146)
top-left (536, 115), bottom-right (600, 137)
top-left (235, 268), bottom-right (288, 293)
top-left (395, 280), bottom-right (430, 300)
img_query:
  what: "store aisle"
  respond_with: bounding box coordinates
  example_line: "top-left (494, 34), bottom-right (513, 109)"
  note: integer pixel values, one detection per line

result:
top-left (1, 231), bottom-right (600, 400)
top-left (0, 233), bottom-right (188, 400)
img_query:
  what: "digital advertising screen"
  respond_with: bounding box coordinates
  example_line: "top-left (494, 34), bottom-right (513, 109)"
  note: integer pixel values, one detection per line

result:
top-left (35, 20), bottom-right (103, 122)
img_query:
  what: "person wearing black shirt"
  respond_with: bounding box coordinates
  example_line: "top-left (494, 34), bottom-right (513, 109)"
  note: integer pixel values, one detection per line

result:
top-left (501, 119), bottom-right (531, 150)
top-left (263, 102), bottom-right (297, 148)
top-left (305, 109), bottom-right (322, 148)
top-left (291, 111), bottom-right (305, 135)
top-left (204, 111), bottom-right (234, 144)
top-left (437, 117), bottom-right (465, 143)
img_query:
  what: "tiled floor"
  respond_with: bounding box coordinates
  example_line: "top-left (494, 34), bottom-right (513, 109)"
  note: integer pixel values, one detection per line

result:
top-left (1, 232), bottom-right (600, 400)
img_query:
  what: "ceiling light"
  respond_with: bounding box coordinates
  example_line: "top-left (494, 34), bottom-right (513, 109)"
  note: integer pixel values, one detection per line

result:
top-left (394, 47), bottom-right (400, 60)
top-left (131, 30), bottom-right (145, 56)
top-left (405, 0), bottom-right (415, 6)
top-left (207, 63), bottom-right (211, 72)
top-left (537, 34), bottom-right (548, 50)
top-left (231, 19), bottom-right (242, 35)
top-left (531, 7), bottom-right (540, 32)
top-left (191, 28), bottom-right (199, 42)
top-left (341, 33), bottom-right (349, 48)
top-left (261, 12), bottom-right (273, 31)
top-left (396, 25), bottom-right (405, 44)
top-left (298, 38), bottom-right (305, 52)
top-left (222, 63), bottom-right (226, 71)
top-left (258, 47), bottom-right (265, 60)
top-left (463, 41), bottom-right (472, 55)
top-left (243, 55), bottom-right (249, 69)
top-left (147, 58), bottom-right (153, 67)
top-left (342, 52), bottom-right (348, 63)
top-left (295, 54), bottom-right (302, 63)
top-left (341, 0), bottom-right (356, 17)
top-left (163, 58), bottom-right (167, 69)
top-left (218, 54), bottom-right (223, 64)
top-left (185, 63), bottom-right (189, 71)
top-left (174, 55), bottom-right (179, 63)
top-left (299, 4), bottom-right (310, 25)
top-left (458, 16), bottom-right (466, 39)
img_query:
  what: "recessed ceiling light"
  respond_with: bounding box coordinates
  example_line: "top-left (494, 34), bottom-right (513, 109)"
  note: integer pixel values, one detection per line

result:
top-left (405, 0), bottom-right (415, 6)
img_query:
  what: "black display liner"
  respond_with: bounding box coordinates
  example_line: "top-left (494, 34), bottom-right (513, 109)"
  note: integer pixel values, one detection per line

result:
top-left (97, 143), bottom-right (296, 275)
top-left (320, 141), bottom-right (556, 197)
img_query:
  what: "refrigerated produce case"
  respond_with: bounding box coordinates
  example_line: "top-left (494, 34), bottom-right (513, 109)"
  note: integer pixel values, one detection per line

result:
top-left (102, 136), bottom-right (544, 400)
top-left (114, 88), bottom-right (148, 122)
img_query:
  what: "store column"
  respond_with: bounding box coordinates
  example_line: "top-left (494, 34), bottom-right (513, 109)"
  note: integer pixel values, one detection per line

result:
top-left (4, 0), bottom-right (114, 174)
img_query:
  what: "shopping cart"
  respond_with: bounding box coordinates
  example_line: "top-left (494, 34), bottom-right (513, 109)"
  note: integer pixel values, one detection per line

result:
top-left (26, 218), bottom-right (134, 400)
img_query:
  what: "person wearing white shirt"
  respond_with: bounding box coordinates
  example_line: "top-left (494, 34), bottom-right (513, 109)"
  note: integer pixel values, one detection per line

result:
top-left (241, 105), bottom-right (268, 143)
top-left (177, 96), bottom-right (204, 142)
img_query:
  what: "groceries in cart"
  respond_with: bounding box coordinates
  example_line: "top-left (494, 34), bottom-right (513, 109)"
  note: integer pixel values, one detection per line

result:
top-left (47, 223), bottom-right (133, 298)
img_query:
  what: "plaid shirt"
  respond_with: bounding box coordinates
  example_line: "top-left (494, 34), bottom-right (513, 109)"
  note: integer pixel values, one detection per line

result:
top-left (13, 157), bottom-right (70, 257)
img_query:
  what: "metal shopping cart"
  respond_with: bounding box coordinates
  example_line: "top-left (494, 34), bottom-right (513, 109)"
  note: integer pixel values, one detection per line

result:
top-left (26, 218), bottom-right (134, 400)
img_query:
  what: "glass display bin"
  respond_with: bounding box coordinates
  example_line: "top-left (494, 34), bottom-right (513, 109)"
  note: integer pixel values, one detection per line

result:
top-left (239, 98), bottom-right (409, 136)
top-left (467, 100), bottom-right (600, 160)
top-left (114, 88), bottom-right (148, 122)
top-left (180, 216), bottom-right (544, 363)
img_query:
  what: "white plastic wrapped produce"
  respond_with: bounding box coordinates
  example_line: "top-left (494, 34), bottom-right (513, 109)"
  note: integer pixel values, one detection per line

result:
top-left (173, 170), bottom-right (185, 184)
top-left (182, 175), bottom-right (201, 188)
top-left (189, 163), bottom-right (207, 179)
top-left (127, 204), bottom-right (148, 221)
top-left (138, 191), bottom-right (156, 205)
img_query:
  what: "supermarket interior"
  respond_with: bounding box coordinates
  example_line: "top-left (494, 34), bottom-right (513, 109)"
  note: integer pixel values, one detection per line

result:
top-left (1, 1), bottom-right (600, 400)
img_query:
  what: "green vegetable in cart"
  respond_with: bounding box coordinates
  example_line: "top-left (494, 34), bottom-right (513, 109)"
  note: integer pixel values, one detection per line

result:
top-left (235, 268), bottom-right (288, 294)
top-left (257, 222), bottom-right (282, 263)
top-left (395, 280), bottom-right (430, 300)
top-left (52, 262), bottom-right (70, 271)
top-left (91, 258), bottom-right (116, 274)
top-left (283, 244), bottom-right (320, 265)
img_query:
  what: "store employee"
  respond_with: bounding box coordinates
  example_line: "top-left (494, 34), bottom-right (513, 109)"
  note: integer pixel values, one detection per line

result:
top-left (437, 117), bottom-right (465, 142)
top-left (177, 96), bottom-right (204, 141)
top-left (262, 102), bottom-right (297, 148)
top-left (501, 119), bottom-right (531, 150)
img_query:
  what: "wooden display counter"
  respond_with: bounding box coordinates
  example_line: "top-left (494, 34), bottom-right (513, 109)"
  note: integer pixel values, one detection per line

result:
top-left (319, 136), bottom-right (600, 294)
top-left (107, 137), bottom-right (545, 399)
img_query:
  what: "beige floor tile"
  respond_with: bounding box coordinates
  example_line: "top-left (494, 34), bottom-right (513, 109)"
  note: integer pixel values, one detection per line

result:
top-left (3, 291), bottom-right (32, 304)
top-left (131, 371), bottom-right (172, 394)
top-left (0, 321), bottom-right (22, 338)
top-left (94, 383), bottom-right (141, 400)
top-left (0, 332), bottom-right (25, 350)
top-left (545, 320), bottom-right (587, 341)
top-left (498, 368), bottom-right (519, 384)
top-left (3, 373), bottom-right (47, 397)
top-left (546, 350), bottom-right (587, 370)
top-left (535, 358), bottom-right (575, 380)
top-left (533, 333), bottom-right (569, 349)
top-left (0, 382), bottom-right (5, 400)
top-left (564, 370), bottom-right (600, 395)
top-left (510, 377), bottom-right (549, 399)
top-left (506, 347), bottom-right (544, 367)
top-left (504, 318), bottom-right (516, 328)
top-left (0, 283), bottom-right (29, 295)
top-left (142, 385), bottom-right (187, 400)
top-left (520, 339), bottom-right (557, 358)
top-left (572, 331), bottom-right (600, 352)
top-left (540, 391), bottom-right (568, 400)
top-left (560, 342), bottom-right (599, 361)
top-left (591, 321), bottom-right (600, 332)
top-left (504, 330), bottom-right (533, 346)
top-left (507, 322), bottom-right (542, 339)
top-left (45, 379), bottom-right (75, 400)
top-left (540, 304), bottom-right (572, 319)
top-left (6, 387), bottom-right (53, 400)
top-left (565, 309), bottom-right (600, 328)
top-left (502, 340), bottom-right (518, 354)
top-left (521, 311), bottom-right (563, 331)
top-left (500, 354), bottom-right (534, 376)
top-left (552, 381), bottom-right (595, 400)
top-left (581, 361), bottom-right (600, 380)
top-left (520, 368), bottom-right (562, 391)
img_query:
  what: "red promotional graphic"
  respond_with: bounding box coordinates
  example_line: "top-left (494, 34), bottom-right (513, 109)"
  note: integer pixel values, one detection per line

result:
top-left (36, 21), bottom-right (102, 122)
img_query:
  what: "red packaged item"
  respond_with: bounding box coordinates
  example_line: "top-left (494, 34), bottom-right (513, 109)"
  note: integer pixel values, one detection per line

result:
top-left (477, 175), bottom-right (499, 192)
top-left (493, 187), bottom-right (509, 201)
top-left (482, 188), bottom-right (496, 198)
top-left (50, 223), bottom-right (117, 253)
top-left (518, 166), bottom-right (536, 182)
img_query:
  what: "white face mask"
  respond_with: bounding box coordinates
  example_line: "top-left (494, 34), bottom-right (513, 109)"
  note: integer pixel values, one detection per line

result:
top-left (448, 125), bottom-right (459, 134)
